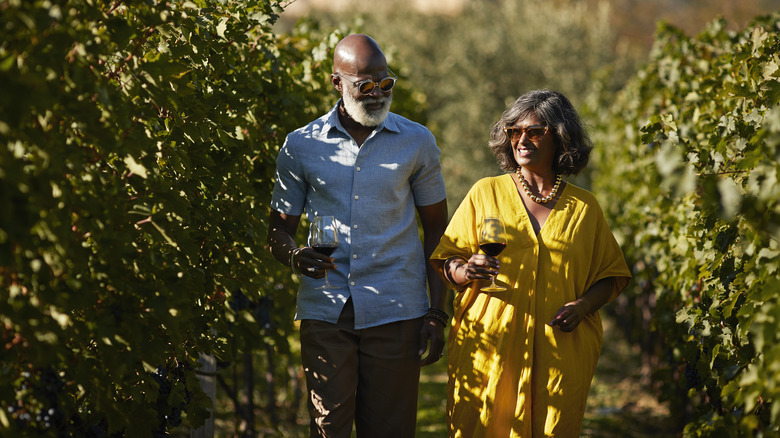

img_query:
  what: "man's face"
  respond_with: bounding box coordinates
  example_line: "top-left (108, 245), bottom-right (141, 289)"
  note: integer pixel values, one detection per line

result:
top-left (339, 72), bottom-right (393, 127)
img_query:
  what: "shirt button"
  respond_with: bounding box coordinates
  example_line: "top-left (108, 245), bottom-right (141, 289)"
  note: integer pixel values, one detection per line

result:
top-left (356, 167), bottom-right (361, 171)
top-left (352, 254), bottom-right (357, 259)
top-left (354, 195), bottom-right (359, 200)
top-left (350, 281), bottom-right (356, 286)
top-left (353, 224), bottom-right (358, 229)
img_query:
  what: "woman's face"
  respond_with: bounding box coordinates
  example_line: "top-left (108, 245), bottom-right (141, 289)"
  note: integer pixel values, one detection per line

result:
top-left (509, 113), bottom-right (557, 172)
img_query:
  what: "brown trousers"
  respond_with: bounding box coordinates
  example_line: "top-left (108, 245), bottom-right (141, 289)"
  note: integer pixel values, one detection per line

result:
top-left (300, 299), bottom-right (423, 438)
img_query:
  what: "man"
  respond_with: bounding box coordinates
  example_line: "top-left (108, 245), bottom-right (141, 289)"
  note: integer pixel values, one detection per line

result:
top-left (267, 34), bottom-right (449, 437)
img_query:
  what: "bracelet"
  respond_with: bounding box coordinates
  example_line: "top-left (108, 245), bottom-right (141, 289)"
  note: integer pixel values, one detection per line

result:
top-left (426, 307), bottom-right (450, 326)
top-left (289, 247), bottom-right (303, 276)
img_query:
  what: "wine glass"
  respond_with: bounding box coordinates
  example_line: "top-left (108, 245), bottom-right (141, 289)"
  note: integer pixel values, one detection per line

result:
top-left (479, 216), bottom-right (507, 292)
top-left (309, 215), bottom-right (339, 290)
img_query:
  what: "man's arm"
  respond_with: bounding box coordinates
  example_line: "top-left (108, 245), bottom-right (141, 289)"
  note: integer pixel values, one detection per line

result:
top-left (267, 210), bottom-right (302, 267)
top-left (416, 199), bottom-right (449, 366)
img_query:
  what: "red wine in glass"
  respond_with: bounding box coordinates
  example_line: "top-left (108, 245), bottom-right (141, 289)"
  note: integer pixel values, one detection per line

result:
top-left (310, 216), bottom-right (339, 289)
top-left (479, 216), bottom-right (507, 292)
top-left (479, 242), bottom-right (506, 257)
top-left (312, 245), bottom-right (337, 257)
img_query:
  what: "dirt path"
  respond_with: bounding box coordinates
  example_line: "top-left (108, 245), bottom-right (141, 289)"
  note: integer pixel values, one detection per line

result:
top-left (581, 317), bottom-right (678, 437)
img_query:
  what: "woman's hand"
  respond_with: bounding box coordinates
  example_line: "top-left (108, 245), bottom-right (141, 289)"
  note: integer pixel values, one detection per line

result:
top-left (549, 278), bottom-right (616, 332)
top-left (463, 254), bottom-right (500, 282)
top-left (549, 299), bottom-right (590, 332)
top-left (444, 254), bottom-right (499, 287)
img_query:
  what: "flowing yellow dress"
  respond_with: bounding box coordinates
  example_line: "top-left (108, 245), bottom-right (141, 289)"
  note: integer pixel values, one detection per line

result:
top-left (432, 175), bottom-right (631, 438)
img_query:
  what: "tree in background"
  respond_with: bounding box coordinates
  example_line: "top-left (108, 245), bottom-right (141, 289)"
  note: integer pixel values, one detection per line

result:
top-left (589, 0), bottom-right (780, 48)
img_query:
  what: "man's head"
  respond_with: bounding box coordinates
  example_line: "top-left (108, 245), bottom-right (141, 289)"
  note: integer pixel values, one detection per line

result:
top-left (332, 34), bottom-right (393, 127)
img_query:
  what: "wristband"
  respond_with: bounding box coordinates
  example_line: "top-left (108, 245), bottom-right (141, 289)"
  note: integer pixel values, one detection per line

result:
top-left (289, 247), bottom-right (303, 276)
top-left (426, 307), bottom-right (450, 326)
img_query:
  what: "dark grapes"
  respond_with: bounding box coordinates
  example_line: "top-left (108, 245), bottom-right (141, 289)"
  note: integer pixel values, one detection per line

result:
top-left (684, 361), bottom-right (701, 388)
top-left (151, 361), bottom-right (194, 436)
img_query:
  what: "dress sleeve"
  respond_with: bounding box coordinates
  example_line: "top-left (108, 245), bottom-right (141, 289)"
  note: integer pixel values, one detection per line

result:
top-left (431, 183), bottom-right (480, 263)
top-left (431, 183), bottom-right (484, 323)
top-left (587, 203), bottom-right (632, 302)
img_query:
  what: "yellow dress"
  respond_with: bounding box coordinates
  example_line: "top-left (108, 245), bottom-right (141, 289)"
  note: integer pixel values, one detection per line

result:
top-left (432, 175), bottom-right (631, 438)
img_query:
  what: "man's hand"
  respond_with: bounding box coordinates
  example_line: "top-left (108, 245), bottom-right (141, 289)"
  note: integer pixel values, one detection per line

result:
top-left (418, 319), bottom-right (446, 366)
top-left (293, 247), bottom-right (336, 279)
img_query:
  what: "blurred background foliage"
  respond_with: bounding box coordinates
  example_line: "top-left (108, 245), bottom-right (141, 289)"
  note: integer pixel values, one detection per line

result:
top-left (1, 0), bottom-right (779, 436)
top-left (280, 0), bottom-right (637, 208)
top-left (277, 0), bottom-right (779, 210)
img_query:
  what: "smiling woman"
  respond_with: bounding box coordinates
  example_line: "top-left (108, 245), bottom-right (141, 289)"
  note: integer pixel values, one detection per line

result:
top-left (431, 90), bottom-right (632, 437)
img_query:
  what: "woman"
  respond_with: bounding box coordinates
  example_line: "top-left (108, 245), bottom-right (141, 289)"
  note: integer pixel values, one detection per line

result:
top-left (432, 90), bottom-right (631, 437)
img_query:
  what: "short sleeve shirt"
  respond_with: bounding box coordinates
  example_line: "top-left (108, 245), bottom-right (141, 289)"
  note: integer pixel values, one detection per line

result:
top-left (270, 102), bottom-right (447, 329)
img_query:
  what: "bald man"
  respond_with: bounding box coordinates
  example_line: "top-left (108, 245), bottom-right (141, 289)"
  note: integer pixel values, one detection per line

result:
top-left (267, 34), bottom-right (449, 437)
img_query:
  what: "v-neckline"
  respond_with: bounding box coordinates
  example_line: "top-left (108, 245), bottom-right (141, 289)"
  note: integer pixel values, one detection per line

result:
top-left (509, 173), bottom-right (566, 236)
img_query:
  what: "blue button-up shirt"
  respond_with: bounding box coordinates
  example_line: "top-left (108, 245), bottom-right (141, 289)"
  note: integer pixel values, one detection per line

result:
top-left (270, 102), bottom-right (447, 329)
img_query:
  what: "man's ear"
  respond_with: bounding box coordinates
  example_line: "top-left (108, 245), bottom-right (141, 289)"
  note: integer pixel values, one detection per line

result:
top-left (331, 74), bottom-right (341, 92)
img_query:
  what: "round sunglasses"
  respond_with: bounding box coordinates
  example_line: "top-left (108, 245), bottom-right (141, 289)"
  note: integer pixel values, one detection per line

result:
top-left (333, 70), bottom-right (397, 95)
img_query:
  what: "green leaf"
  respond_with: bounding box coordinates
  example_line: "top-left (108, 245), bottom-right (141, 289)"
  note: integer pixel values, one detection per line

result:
top-left (717, 177), bottom-right (742, 219)
top-left (124, 155), bottom-right (148, 179)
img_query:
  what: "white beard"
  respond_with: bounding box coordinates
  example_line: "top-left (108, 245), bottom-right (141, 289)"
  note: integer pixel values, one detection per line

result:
top-left (342, 92), bottom-right (392, 127)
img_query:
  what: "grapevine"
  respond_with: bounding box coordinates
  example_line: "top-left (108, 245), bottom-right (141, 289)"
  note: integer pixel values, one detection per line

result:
top-left (590, 11), bottom-right (780, 436)
top-left (0, 0), bottom-right (340, 434)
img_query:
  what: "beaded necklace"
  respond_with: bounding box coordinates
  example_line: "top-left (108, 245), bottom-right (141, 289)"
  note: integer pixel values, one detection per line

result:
top-left (516, 168), bottom-right (562, 204)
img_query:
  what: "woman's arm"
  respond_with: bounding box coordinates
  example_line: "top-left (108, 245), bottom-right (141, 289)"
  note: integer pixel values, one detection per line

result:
top-left (549, 277), bottom-right (615, 332)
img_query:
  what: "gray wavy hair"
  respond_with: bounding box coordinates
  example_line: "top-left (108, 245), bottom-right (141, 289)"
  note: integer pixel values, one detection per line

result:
top-left (488, 89), bottom-right (593, 175)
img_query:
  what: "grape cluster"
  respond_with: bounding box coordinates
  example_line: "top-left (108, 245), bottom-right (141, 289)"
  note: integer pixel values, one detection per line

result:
top-left (255, 296), bottom-right (272, 330)
top-left (7, 367), bottom-right (67, 433)
top-left (150, 362), bottom-right (193, 437)
top-left (683, 347), bottom-right (705, 390)
top-left (683, 361), bottom-right (702, 389)
top-left (228, 289), bottom-right (252, 311)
